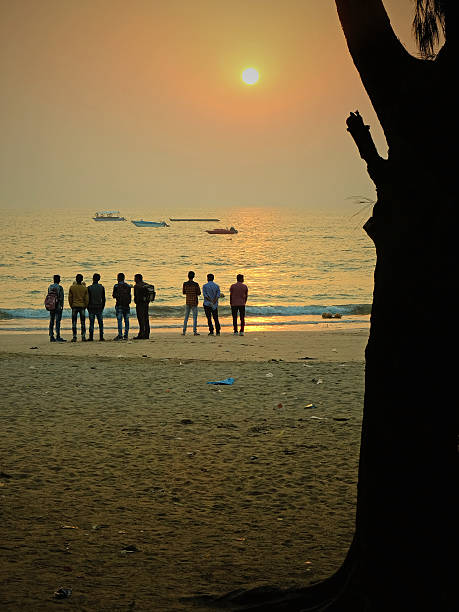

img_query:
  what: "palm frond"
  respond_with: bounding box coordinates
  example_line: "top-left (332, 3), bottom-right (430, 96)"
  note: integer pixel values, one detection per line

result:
top-left (346, 196), bottom-right (375, 230)
top-left (413, 0), bottom-right (446, 59)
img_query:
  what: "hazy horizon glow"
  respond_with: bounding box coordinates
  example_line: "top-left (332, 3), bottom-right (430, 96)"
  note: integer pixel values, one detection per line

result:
top-left (0, 1), bottom-right (415, 211)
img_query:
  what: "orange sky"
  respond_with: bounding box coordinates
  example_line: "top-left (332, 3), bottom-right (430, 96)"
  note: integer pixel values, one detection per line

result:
top-left (0, 1), bottom-right (416, 211)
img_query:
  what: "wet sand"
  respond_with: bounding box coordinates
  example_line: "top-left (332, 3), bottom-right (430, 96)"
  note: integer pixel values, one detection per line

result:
top-left (0, 329), bottom-right (367, 611)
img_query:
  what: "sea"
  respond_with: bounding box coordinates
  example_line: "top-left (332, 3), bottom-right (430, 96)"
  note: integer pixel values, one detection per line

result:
top-left (0, 206), bottom-right (374, 335)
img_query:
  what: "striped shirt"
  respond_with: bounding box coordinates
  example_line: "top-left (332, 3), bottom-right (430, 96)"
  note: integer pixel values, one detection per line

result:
top-left (183, 280), bottom-right (201, 306)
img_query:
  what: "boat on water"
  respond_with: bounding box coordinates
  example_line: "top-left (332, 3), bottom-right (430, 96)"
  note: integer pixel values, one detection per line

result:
top-left (93, 211), bottom-right (126, 221)
top-left (206, 226), bottom-right (238, 235)
top-left (131, 220), bottom-right (170, 227)
top-left (169, 218), bottom-right (220, 222)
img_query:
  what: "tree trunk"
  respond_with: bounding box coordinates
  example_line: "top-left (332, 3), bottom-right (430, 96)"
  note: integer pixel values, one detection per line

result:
top-left (198, 2), bottom-right (458, 609)
top-left (333, 4), bottom-right (459, 604)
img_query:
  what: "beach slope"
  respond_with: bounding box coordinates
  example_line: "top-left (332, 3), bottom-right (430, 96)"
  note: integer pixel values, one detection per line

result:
top-left (0, 330), bottom-right (366, 611)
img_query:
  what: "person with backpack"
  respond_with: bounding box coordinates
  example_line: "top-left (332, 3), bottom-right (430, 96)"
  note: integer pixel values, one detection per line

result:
top-left (133, 273), bottom-right (154, 340)
top-left (87, 273), bottom-right (106, 341)
top-left (112, 272), bottom-right (131, 341)
top-left (45, 274), bottom-right (66, 342)
top-left (68, 274), bottom-right (89, 342)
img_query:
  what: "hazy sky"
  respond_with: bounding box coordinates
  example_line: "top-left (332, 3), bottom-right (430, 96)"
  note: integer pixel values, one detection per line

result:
top-left (1, 1), bottom-right (416, 212)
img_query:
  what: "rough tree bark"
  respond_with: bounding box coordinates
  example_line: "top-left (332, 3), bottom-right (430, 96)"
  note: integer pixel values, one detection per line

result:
top-left (199, 2), bottom-right (458, 610)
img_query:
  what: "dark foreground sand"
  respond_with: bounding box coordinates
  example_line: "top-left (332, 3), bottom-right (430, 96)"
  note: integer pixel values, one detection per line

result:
top-left (0, 330), bottom-right (366, 611)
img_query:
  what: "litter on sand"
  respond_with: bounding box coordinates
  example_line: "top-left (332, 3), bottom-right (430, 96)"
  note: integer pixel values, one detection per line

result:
top-left (54, 587), bottom-right (72, 599)
top-left (121, 545), bottom-right (138, 553)
top-left (207, 377), bottom-right (235, 385)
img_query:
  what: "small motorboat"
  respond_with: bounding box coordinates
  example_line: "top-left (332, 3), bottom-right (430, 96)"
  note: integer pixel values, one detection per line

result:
top-left (206, 226), bottom-right (238, 235)
top-left (93, 210), bottom-right (126, 221)
top-left (131, 220), bottom-right (169, 227)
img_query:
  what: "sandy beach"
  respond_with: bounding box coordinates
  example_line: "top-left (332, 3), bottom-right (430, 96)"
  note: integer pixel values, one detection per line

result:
top-left (0, 329), bottom-right (367, 611)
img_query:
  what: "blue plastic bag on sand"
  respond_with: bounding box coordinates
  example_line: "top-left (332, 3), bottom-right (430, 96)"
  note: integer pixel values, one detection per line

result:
top-left (207, 377), bottom-right (235, 385)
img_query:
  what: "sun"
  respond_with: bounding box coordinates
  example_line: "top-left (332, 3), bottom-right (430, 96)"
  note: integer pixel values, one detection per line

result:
top-left (242, 67), bottom-right (259, 85)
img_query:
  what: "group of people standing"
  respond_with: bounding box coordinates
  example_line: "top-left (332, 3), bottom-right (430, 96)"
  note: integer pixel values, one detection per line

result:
top-left (46, 272), bottom-right (153, 342)
top-left (182, 271), bottom-right (248, 336)
top-left (45, 271), bottom-right (248, 342)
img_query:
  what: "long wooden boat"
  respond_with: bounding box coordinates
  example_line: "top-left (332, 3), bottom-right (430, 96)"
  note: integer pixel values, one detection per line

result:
top-left (169, 218), bottom-right (220, 222)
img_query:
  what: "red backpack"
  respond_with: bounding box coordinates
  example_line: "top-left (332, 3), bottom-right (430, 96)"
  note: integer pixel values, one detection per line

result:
top-left (44, 288), bottom-right (59, 311)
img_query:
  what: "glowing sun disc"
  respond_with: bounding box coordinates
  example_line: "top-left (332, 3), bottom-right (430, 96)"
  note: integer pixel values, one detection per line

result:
top-left (242, 67), bottom-right (259, 85)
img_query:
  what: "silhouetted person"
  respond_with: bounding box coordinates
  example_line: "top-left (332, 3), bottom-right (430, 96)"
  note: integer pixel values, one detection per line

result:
top-left (133, 273), bottom-right (150, 339)
top-left (112, 272), bottom-right (131, 340)
top-left (202, 273), bottom-right (221, 336)
top-left (87, 273), bottom-right (106, 341)
top-left (182, 270), bottom-right (201, 336)
top-left (68, 273), bottom-right (89, 342)
top-left (230, 274), bottom-right (248, 336)
top-left (46, 274), bottom-right (66, 342)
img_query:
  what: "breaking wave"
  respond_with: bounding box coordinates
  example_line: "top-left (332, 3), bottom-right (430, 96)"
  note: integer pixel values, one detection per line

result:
top-left (0, 303), bottom-right (371, 320)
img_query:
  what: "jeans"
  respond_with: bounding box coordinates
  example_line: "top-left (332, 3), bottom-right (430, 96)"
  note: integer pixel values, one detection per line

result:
top-left (116, 305), bottom-right (130, 338)
top-left (49, 308), bottom-right (63, 338)
top-left (204, 305), bottom-right (220, 334)
top-left (231, 305), bottom-right (245, 332)
top-left (136, 302), bottom-right (150, 338)
top-left (72, 307), bottom-right (86, 337)
top-left (88, 311), bottom-right (104, 337)
top-left (183, 304), bottom-right (198, 333)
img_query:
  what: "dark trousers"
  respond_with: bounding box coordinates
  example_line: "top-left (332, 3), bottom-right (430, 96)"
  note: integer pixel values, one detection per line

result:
top-left (49, 308), bottom-right (63, 338)
top-left (204, 305), bottom-right (220, 334)
top-left (72, 307), bottom-right (86, 337)
top-left (88, 311), bottom-right (104, 337)
top-left (231, 305), bottom-right (245, 332)
top-left (136, 302), bottom-right (150, 338)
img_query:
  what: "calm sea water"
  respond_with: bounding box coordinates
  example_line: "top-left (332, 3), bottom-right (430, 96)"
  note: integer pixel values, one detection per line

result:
top-left (0, 206), bottom-right (374, 334)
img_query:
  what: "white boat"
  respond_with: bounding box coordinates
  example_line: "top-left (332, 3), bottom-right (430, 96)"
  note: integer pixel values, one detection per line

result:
top-left (93, 211), bottom-right (126, 221)
top-left (131, 220), bottom-right (169, 227)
